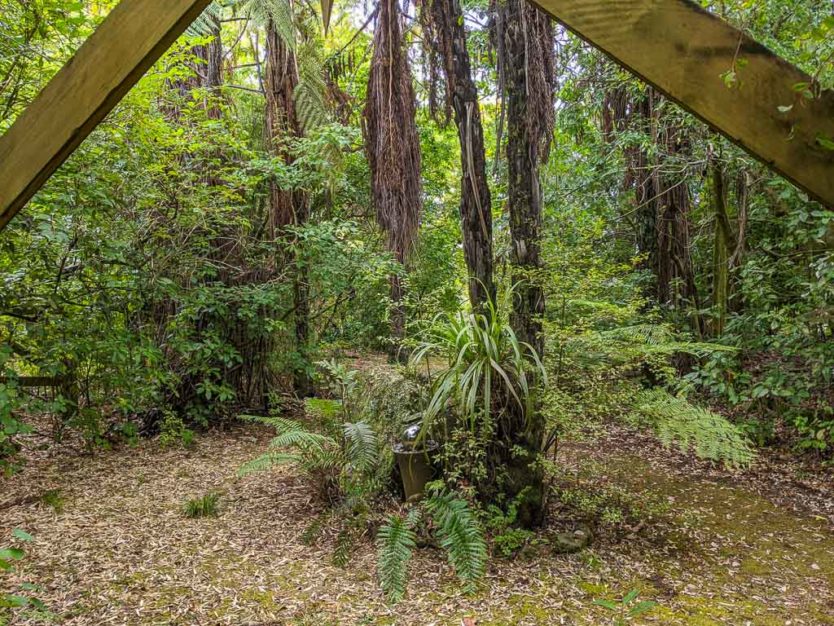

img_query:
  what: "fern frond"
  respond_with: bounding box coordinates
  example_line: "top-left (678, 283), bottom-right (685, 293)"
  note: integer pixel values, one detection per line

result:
top-left (333, 526), bottom-right (357, 568)
top-left (425, 492), bottom-right (487, 588)
top-left (238, 414), bottom-right (303, 436)
top-left (294, 40), bottom-right (330, 132)
top-left (269, 429), bottom-right (332, 452)
top-left (634, 389), bottom-right (755, 468)
top-left (376, 514), bottom-right (416, 603)
top-left (343, 421), bottom-right (378, 472)
top-left (237, 451), bottom-right (300, 476)
top-left (244, 0), bottom-right (297, 52)
top-left (186, 2), bottom-right (222, 37)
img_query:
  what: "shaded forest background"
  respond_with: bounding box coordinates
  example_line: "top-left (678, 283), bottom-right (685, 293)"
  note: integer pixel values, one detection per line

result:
top-left (1, 0), bottom-right (833, 470)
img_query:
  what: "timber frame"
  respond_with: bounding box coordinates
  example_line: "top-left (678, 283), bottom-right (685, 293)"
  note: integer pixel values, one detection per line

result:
top-left (0, 0), bottom-right (833, 233)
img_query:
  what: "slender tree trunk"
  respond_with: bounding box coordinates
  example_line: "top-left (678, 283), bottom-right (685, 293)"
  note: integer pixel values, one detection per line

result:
top-left (633, 90), bottom-right (660, 287)
top-left (711, 163), bottom-right (732, 337)
top-left (498, 0), bottom-right (555, 527)
top-left (503, 0), bottom-right (553, 360)
top-left (429, 0), bottom-right (494, 311)
top-left (657, 123), bottom-right (702, 336)
top-left (265, 20), bottom-right (312, 396)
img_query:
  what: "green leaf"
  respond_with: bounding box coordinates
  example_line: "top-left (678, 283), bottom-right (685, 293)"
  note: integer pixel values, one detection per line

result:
top-left (630, 600), bottom-right (658, 616)
top-left (12, 529), bottom-right (33, 542)
top-left (0, 548), bottom-right (25, 561)
top-left (816, 135), bottom-right (834, 151)
top-left (593, 599), bottom-right (619, 610)
top-left (622, 588), bottom-right (639, 604)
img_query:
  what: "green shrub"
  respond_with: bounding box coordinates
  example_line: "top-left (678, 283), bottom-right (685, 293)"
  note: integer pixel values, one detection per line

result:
top-left (159, 411), bottom-right (195, 448)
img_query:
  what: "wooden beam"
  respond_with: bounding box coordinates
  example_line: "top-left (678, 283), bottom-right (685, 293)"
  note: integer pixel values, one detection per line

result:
top-left (0, 0), bottom-right (212, 232)
top-left (534, 0), bottom-right (834, 206)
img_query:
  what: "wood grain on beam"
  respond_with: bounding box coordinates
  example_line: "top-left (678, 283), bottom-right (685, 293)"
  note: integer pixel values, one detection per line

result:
top-left (0, 0), bottom-right (212, 231)
top-left (535, 0), bottom-right (834, 206)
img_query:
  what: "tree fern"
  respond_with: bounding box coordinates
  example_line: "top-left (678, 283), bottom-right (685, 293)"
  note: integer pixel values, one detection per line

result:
top-left (376, 514), bottom-right (416, 603)
top-left (425, 492), bottom-right (487, 588)
top-left (244, 0), bottom-right (296, 50)
top-left (634, 389), bottom-right (755, 468)
top-left (186, 2), bottom-right (223, 37)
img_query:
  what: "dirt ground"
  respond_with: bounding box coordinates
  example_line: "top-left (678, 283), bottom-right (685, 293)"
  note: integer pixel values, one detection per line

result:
top-left (2, 420), bottom-right (834, 625)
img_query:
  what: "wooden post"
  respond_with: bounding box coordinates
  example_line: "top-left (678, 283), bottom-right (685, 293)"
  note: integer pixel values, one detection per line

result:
top-left (533, 0), bottom-right (834, 207)
top-left (0, 0), bottom-right (212, 231)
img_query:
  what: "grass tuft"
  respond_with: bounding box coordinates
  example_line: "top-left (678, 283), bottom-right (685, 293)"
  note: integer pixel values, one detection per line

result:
top-left (183, 492), bottom-right (221, 518)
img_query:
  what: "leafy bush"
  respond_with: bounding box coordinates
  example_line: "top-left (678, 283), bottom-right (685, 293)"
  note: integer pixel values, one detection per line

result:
top-left (0, 347), bottom-right (29, 475)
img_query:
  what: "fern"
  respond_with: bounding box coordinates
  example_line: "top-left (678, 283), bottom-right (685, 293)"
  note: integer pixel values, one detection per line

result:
top-left (237, 451), bottom-right (300, 476)
top-left (186, 3), bottom-right (222, 37)
top-left (245, 0), bottom-right (297, 50)
top-left (294, 40), bottom-right (330, 132)
top-left (239, 414), bottom-right (303, 434)
top-left (376, 514), bottom-right (416, 603)
top-left (332, 526), bottom-right (357, 568)
top-left (269, 429), bottom-right (331, 453)
top-left (425, 492), bottom-right (487, 588)
top-left (343, 421), bottom-right (378, 473)
top-left (634, 389), bottom-right (755, 468)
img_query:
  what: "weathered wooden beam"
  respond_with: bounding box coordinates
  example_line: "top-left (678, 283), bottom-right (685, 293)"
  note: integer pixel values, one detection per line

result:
top-left (0, 0), bottom-right (212, 232)
top-left (534, 0), bottom-right (834, 206)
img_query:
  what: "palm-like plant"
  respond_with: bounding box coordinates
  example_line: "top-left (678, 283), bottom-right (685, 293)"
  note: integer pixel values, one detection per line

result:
top-left (410, 295), bottom-right (546, 438)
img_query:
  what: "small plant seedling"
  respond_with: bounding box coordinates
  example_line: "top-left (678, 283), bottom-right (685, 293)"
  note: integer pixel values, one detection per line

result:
top-left (40, 489), bottom-right (64, 513)
top-left (593, 588), bottom-right (657, 624)
top-left (183, 492), bottom-right (220, 518)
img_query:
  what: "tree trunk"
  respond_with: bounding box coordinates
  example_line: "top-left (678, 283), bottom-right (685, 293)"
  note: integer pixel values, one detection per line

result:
top-left (429, 0), bottom-right (494, 311)
top-left (656, 123), bottom-right (702, 336)
top-left (711, 163), bottom-right (732, 337)
top-left (363, 0), bottom-right (422, 358)
top-left (633, 90), bottom-right (660, 286)
top-left (499, 0), bottom-right (555, 527)
top-left (265, 20), bottom-right (312, 396)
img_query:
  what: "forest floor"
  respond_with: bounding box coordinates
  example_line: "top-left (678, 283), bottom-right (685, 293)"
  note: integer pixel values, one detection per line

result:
top-left (3, 410), bottom-right (834, 625)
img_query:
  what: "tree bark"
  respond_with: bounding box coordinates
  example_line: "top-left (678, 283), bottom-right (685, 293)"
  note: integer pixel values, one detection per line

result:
top-left (499, 0), bottom-right (555, 527)
top-left (503, 0), bottom-right (553, 360)
top-left (656, 123), bottom-right (702, 336)
top-left (711, 163), bottom-right (732, 337)
top-left (363, 0), bottom-right (422, 359)
top-left (265, 20), bottom-right (313, 396)
top-left (429, 0), bottom-right (495, 311)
